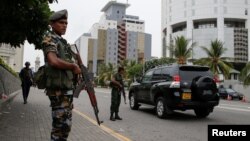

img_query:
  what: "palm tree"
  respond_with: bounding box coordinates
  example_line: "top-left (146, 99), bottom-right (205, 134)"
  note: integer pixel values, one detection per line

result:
top-left (171, 36), bottom-right (196, 64)
top-left (194, 39), bottom-right (232, 79)
top-left (239, 62), bottom-right (250, 86)
top-left (98, 63), bottom-right (116, 83)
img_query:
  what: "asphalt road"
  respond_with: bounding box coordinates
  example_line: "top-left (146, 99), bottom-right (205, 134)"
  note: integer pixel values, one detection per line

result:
top-left (73, 88), bottom-right (250, 141)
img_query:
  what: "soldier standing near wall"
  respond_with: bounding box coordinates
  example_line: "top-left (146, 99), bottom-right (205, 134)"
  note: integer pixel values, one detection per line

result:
top-left (19, 61), bottom-right (33, 104)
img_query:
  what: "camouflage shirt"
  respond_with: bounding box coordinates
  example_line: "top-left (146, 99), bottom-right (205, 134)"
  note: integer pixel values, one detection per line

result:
top-left (42, 31), bottom-right (73, 63)
top-left (42, 31), bottom-right (74, 95)
top-left (113, 73), bottom-right (124, 89)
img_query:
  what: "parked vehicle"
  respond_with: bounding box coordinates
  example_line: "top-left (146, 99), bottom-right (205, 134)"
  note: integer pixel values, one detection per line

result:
top-left (218, 88), bottom-right (244, 100)
top-left (129, 64), bottom-right (220, 118)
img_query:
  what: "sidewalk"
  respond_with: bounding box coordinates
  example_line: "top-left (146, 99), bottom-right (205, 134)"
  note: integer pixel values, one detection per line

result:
top-left (0, 88), bottom-right (119, 141)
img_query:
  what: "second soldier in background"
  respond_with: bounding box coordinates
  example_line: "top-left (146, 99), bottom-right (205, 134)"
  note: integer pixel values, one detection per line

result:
top-left (110, 67), bottom-right (126, 121)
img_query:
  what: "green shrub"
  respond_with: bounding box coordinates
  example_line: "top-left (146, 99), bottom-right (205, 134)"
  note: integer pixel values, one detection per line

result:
top-left (0, 57), bottom-right (18, 77)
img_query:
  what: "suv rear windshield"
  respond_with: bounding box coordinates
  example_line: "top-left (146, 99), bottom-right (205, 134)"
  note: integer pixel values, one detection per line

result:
top-left (179, 66), bottom-right (213, 81)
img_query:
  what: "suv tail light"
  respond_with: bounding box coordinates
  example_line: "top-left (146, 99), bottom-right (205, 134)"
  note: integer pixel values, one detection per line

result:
top-left (213, 75), bottom-right (220, 88)
top-left (173, 75), bottom-right (181, 82)
top-left (170, 75), bottom-right (181, 88)
top-left (213, 76), bottom-right (219, 83)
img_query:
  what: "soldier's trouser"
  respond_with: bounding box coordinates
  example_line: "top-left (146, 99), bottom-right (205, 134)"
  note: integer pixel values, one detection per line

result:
top-left (48, 92), bottom-right (73, 141)
top-left (110, 89), bottom-right (121, 114)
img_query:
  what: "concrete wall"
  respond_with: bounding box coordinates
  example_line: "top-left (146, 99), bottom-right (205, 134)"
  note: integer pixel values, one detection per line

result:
top-left (0, 66), bottom-right (21, 96)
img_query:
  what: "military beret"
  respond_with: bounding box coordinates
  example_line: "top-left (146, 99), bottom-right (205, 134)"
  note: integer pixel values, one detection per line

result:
top-left (49, 9), bottom-right (68, 22)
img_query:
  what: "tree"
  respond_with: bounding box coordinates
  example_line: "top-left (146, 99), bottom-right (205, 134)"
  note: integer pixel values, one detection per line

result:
top-left (171, 36), bottom-right (196, 64)
top-left (239, 62), bottom-right (250, 86)
top-left (127, 63), bottom-right (143, 82)
top-left (98, 63), bottom-right (116, 85)
top-left (194, 39), bottom-right (232, 78)
top-left (0, 0), bottom-right (52, 49)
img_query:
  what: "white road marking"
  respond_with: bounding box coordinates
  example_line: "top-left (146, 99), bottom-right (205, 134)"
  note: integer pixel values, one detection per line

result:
top-left (220, 103), bottom-right (249, 108)
top-left (73, 109), bottom-right (132, 141)
top-left (217, 106), bottom-right (250, 112)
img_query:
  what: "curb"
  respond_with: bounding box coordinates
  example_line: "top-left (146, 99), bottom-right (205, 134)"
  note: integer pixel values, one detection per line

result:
top-left (0, 89), bottom-right (21, 110)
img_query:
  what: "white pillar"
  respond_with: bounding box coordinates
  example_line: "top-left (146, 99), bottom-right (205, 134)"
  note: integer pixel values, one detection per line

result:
top-left (217, 0), bottom-right (224, 42)
top-left (187, 19), bottom-right (193, 40)
top-left (166, 26), bottom-right (172, 57)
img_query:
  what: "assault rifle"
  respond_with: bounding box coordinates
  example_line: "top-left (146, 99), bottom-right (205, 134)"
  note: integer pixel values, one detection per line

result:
top-left (110, 80), bottom-right (126, 104)
top-left (72, 45), bottom-right (102, 125)
top-left (120, 83), bottom-right (127, 104)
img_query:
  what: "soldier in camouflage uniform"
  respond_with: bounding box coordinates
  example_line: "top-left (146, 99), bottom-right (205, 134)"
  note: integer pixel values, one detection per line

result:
top-left (110, 67), bottom-right (125, 121)
top-left (42, 9), bottom-right (81, 141)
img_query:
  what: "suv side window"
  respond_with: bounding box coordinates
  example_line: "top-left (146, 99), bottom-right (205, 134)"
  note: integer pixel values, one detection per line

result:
top-left (162, 67), bottom-right (172, 81)
top-left (152, 69), bottom-right (162, 81)
top-left (142, 70), bottom-right (154, 82)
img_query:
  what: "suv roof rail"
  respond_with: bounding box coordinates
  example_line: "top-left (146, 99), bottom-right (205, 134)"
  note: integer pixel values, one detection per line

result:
top-left (153, 63), bottom-right (178, 69)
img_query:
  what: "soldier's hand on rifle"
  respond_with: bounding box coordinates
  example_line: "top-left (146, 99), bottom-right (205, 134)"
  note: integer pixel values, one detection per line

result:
top-left (72, 64), bottom-right (81, 74)
top-left (118, 83), bottom-right (123, 88)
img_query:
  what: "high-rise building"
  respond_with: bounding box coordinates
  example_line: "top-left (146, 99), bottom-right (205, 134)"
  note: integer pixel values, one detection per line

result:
top-left (75, 1), bottom-right (152, 76)
top-left (0, 44), bottom-right (24, 72)
top-left (162, 0), bottom-right (250, 63)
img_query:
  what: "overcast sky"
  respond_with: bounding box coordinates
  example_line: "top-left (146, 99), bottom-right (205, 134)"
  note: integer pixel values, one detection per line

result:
top-left (24, 0), bottom-right (161, 68)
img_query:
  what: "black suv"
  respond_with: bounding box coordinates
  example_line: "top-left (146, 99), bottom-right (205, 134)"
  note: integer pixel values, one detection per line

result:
top-left (129, 64), bottom-right (219, 118)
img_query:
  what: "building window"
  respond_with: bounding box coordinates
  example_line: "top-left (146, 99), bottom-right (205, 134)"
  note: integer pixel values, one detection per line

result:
top-left (245, 9), bottom-right (248, 15)
top-left (117, 10), bottom-right (119, 14)
top-left (169, 0), bottom-right (172, 3)
top-left (192, 0), bottom-right (195, 6)
top-left (245, 0), bottom-right (248, 4)
top-left (184, 1), bottom-right (187, 8)
top-left (224, 7), bottom-right (227, 14)
top-left (214, 0), bottom-right (218, 4)
top-left (214, 7), bottom-right (218, 14)
top-left (169, 7), bottom-right (172, 12)
top-left (192, 9), bottom-right (195, 16)
top-left (234, 74), bottom-right (237, 80)
top-left (184, 11), bottom-right (187, 17)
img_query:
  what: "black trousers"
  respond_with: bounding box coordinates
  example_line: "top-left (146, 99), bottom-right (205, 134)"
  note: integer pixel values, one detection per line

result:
top-left (21, 84), bottom-right (31, 102)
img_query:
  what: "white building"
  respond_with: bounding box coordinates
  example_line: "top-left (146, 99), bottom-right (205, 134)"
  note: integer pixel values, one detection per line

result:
top-left (162, 0), bottom-right (250, 63)
top-left (0, 44), bottom-right (24, 72)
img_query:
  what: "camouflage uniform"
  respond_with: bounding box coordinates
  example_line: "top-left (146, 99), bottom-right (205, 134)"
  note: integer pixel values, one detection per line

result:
top-left (110, 73), bottom-right (124, 117)
top-left (42, 31), bottom-right (74, 141)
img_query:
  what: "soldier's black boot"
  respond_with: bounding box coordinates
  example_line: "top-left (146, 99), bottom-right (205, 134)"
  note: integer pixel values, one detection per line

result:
top-left (115, 113), bottom-right (122, 120)
top-left (110, 113), bottom-right (116, 121)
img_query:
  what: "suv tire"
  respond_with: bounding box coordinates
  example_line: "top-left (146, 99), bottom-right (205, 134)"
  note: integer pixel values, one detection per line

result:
top-left (194, 107), bottom-right (212, 118)
top-left (156, 97), bottom-right (173, 118)
top-left (192, 76), bottom-right (217, 101)
top-left (130, 93), bottom-right (139, 110)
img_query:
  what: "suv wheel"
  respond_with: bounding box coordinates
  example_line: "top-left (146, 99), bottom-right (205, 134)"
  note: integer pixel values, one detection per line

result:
top-left (156, 97), bottom-right (173, 118)
top-left (130, 93), bottom-right (139, 110)
top-left (192, 76), bottom-right (217, 101)
top-left (194, 107), bottom-right (212, 118)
